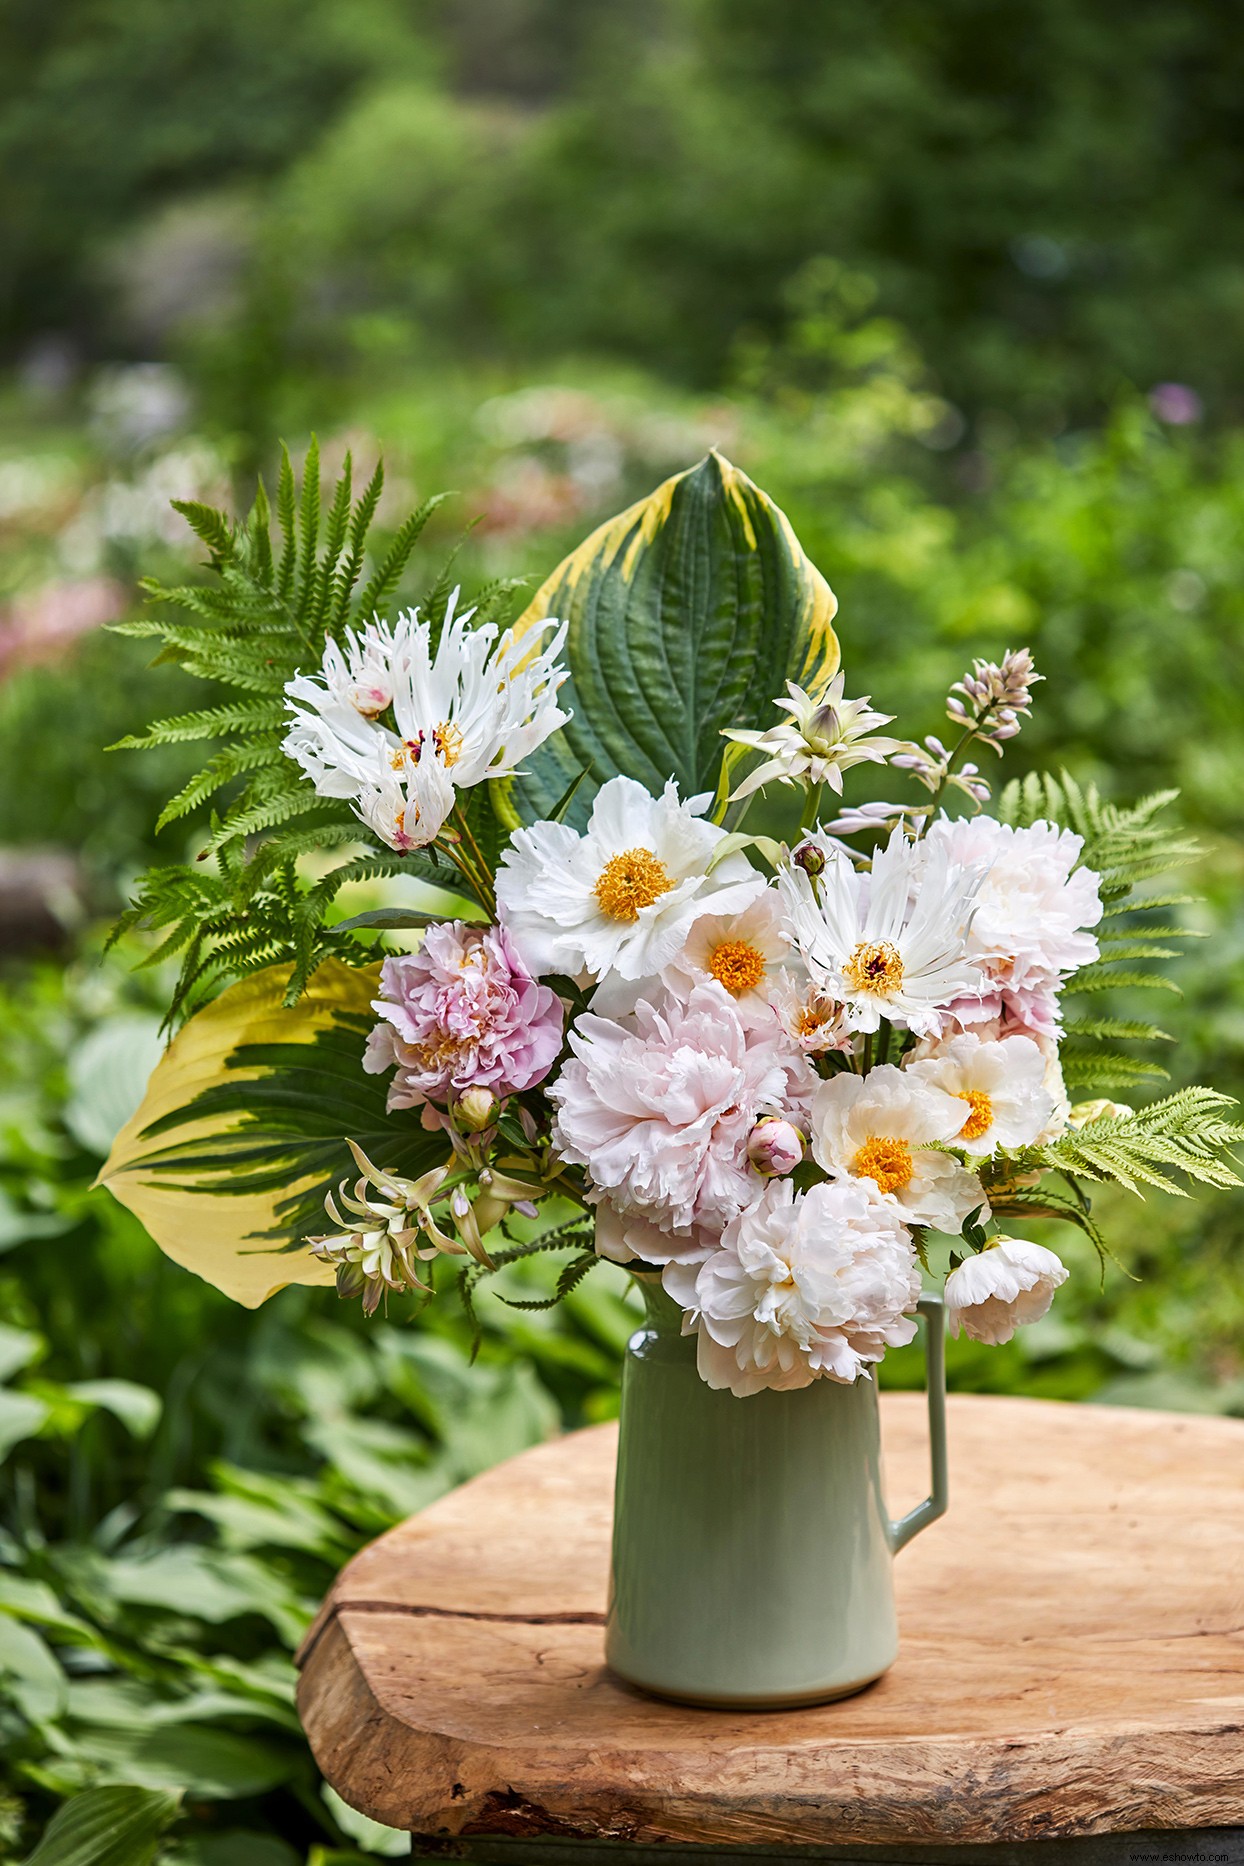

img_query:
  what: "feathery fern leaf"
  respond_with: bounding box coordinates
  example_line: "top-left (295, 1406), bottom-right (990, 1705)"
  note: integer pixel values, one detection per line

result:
top-left (1021, 1089), bottom-right (1243, 1197)
top-left (111, 445), bottom-right (496, 1022)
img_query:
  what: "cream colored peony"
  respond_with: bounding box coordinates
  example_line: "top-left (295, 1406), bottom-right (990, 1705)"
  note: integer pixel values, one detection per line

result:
top-left (810, 1065), bottom-right (987, 1232)
top-left (664, 1178), bottom-right (920, 1396)
top-left (944, 1237), bottom-right (1068, 1343)
top-left (904, 1030), bottom-right (1055, 1156)
top-left (547, 981), bottom-right (816, 1265)
top-left (496, 775), bottom-right (765, 983)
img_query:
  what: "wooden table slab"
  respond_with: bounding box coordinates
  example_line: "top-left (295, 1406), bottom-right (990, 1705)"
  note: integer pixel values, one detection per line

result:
top-left (296, 1394), bottom-right (1244, 1860)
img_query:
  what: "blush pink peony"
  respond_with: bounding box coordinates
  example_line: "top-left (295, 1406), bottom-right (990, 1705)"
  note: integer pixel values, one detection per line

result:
top-left (547, 981), bottom-right (816, 1265)
top-left (364, 922), bottom-right (564, 1110)
top-left (919, 814), bottom-right (1102, 1035)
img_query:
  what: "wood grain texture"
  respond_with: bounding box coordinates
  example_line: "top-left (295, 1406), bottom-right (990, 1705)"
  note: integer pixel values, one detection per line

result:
top-left (296, 1394), bottom-right (1244, 1849)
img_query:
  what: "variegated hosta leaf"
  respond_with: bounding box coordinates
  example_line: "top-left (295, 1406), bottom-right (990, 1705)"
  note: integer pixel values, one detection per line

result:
top-left (97, 961), bottom-right (443, 1308)
top-left (500, 450), bottom-right (839, 827)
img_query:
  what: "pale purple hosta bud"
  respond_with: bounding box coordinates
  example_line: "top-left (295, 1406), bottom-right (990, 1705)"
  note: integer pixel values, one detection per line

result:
top-left (821, 800), bottom-right (925, 840)
top-left (947, 648), bottom-right (1042, 747)
top-left (747, 1117), bottom-right (806, 1178)
top-left (454, 1087), bottom-right (499, 1134)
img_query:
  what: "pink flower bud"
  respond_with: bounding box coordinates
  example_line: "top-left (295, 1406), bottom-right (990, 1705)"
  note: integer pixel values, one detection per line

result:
top-left (747, 1117), bottom-right (806, 1178)
top-left (792, 840), bottom-right (826, 877)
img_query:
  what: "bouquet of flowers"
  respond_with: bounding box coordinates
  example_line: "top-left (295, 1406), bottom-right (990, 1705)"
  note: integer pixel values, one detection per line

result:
top-left (102, 449), bottom-right (1241, 1397)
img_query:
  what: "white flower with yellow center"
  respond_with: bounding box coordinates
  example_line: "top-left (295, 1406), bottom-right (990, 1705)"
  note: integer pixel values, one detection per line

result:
top-left (496, 774), bottom-right (765, 982)
top-left (904, 1031), bottom-right (1055, 1156)
top-left (282, 589), bottom-right (570, 851)
top-left (810, 1065), bottom-right (987, 1232)
top-left (944, 1237), bottom-right (1069, 1344)
top-left (778, 824), bottom-right (987, 1036)
top-left (663, 1177), bottom-right (920, 1396)
top-left (673, 893), bottom-right (789, 997)
top-left (724, 673), bottom-right (901, 802)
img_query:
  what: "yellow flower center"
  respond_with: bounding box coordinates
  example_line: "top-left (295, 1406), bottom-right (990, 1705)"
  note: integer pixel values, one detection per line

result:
top-left (434, 721), bottom-right (464, 768)
top-left (842, 939), bottom-right (905, 997)
top-left (594, 848), bottom-right (675, 922)
top-left (391, 736), bottom-right (424, 771)
top-left (707, 938), bottom-right (766, 996)
top-left (851, 1134), bottom-right (914, 1195)
top-left (957, 1089), bottom-right (994, 1142)
top-left (795, 1000), bottom-right (835, 1038)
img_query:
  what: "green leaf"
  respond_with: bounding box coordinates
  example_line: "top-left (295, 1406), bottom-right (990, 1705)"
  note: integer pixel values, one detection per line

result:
top-left (506, 451), bottom-right (839, 824)
top-left (322, 1786), bottom-right (409, 1858)
top-left (22, 1787), bottom-right (181, 1866)
top-left (0, 1322), bottom-right (42, 1383)
top-left (0, 1388), bottom-right (51, 1459)
top-left (63, 1380), bottom-right (162, 1439)
top-left (55, 1723), bottom-right (294, 1800)
top-left (0, 1613), bottom-right (67, 1722)
top-left (161, 1836), bottom-right (300, 1866)
top-left (328, 907), bottom-right (446, 935)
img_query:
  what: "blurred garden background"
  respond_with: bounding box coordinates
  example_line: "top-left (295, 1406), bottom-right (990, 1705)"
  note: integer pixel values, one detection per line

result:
top-left (2, 2), bottom-right (1244, 1859)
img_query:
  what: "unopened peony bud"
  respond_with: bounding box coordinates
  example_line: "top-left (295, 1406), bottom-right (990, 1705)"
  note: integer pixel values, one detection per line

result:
top-left (747, 1117), bottom-right (806, 1177)
top-left (792, 840), bottom-right (826, 877)
top-left (1067, 1098), bottom-right (1133, 1128)
top-left (454, 1087), bottom-right (499, 1133)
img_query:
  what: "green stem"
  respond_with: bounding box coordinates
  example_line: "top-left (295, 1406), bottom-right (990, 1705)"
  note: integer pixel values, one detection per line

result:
top-left (918, 720), bottom-right (983, 830)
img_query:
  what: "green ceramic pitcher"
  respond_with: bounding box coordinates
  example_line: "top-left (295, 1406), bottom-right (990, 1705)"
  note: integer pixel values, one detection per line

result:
top-left (605, 1275), bottom-right (947, 1708)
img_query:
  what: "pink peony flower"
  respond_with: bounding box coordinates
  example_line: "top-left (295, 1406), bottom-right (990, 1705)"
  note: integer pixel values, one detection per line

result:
top-left (363, 922), bottom-right (564, 1110)
top-left (547, 981), bottom-right (817, 1265)
top-left (919, 814), bottom-right (1102, 1036)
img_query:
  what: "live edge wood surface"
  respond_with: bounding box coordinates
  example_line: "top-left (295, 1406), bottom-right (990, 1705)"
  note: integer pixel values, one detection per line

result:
top-left (296, 1394), bottom-right (1244, 1853)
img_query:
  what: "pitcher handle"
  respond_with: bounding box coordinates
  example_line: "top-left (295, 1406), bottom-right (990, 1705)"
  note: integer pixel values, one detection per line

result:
top-left (889, 1292), bottom-right (948, 1553)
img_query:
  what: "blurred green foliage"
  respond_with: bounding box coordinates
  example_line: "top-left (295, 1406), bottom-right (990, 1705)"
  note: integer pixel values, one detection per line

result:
top-left (2, 4), bottom-right (1244, 1858)
top-left (9, 0), bottom-right (1244, 419)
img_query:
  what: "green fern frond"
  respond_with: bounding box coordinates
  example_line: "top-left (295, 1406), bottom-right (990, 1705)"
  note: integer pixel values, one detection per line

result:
top-left (1020, 1089), bottom-right (1243, 1198)
top-left (111, 444), bottom-right (496, 1020)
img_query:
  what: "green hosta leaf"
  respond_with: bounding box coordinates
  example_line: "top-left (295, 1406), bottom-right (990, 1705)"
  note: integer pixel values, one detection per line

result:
top-left (0, 1322), bottom-right (42, 1383)
top-left (0, 1388), bottom-right (51, 1459)
top-left (22, 1787), bottom-right (181, 1866)
top-left (97, 962), bottom-right (445, 1307)
top-left (322, 1785), bottom-right (409, 1858)
top-left (62, 1380), bottom-right (163, 1439)
top-left (502, 450), bottom-right (839, 826)
top-left (0, 1613), bottom-right (67, 1722)
top-left (162, 1836), bottom-right (300, 1866)
top-left (52, 1723), bottom-right (293, 1800)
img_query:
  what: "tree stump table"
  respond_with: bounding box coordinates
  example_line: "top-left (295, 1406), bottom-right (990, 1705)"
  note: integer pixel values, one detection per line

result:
top-left (297, 1394), bottom-right (1244, 1864)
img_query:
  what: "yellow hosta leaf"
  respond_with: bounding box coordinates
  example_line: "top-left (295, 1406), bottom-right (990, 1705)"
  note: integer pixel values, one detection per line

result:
top-left (98, 961), bottom-right (389, 1309)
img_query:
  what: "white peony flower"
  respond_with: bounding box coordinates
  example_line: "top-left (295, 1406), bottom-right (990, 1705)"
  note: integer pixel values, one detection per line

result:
top-left (810, 1065), bottom-right (987, 1233)
top-left (664, 1178), bottom-right (920, 1396)
top-left (496, 775), bottom-right (765, 983)
top-left (723, 672), bottom-right (902, 802)
top-left (547, 981), bottom-right (816, 1265)
top-left (779, 824), bottom-right (988, 1035)
top-left (904, 1031), bottom-right (1055, 1156)
top-left (282, 590), bottom-right (570, 851)
top-left (919, 815), bottom-right (1102, 1035)
top-left (944, 1237), bottom-right (1069, 1343)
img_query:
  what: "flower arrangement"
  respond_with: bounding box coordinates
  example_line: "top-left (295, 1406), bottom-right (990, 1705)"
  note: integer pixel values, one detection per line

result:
top-left (102, 448), bottom-right (1241, 1397)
